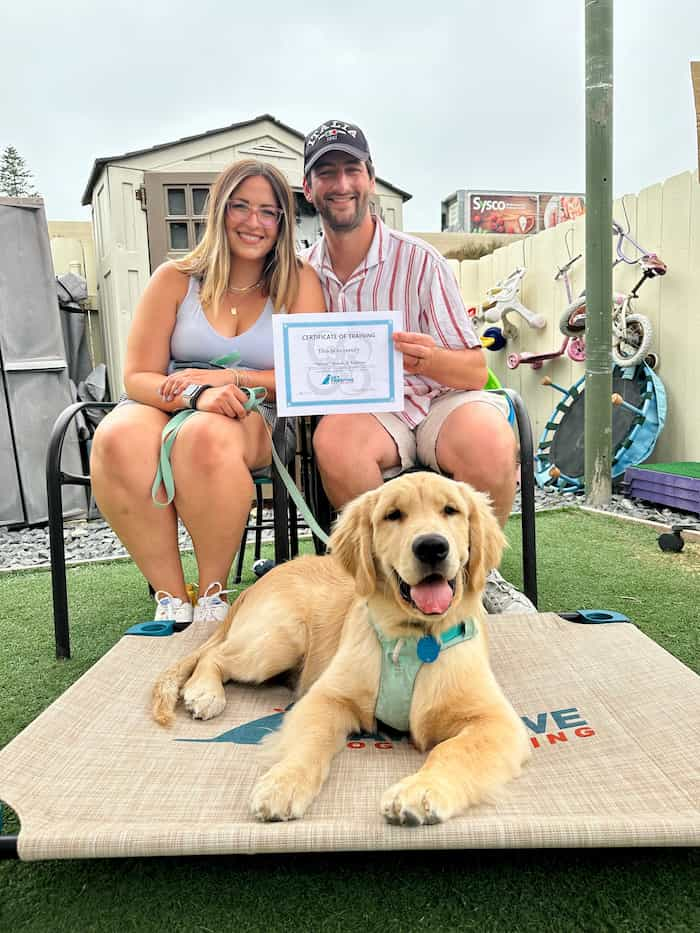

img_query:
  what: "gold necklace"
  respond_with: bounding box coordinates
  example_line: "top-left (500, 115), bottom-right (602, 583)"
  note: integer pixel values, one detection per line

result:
top-left (227, 278), bottom-right (263, 316)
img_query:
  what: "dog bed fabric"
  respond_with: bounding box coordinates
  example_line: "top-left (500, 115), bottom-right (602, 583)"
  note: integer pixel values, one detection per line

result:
top-left (1, 612), bottom-right (698, 859)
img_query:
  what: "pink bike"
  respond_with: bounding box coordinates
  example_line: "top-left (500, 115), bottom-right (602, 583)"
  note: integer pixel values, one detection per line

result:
top-left (507, 254), bottom-right (586, 370)
top-left (558, 220), bottom-right (667, 368)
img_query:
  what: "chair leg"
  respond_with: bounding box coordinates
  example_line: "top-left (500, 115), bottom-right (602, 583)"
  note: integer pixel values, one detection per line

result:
top-left (308, 417), bottom-right (333, 555)
top-left (47, 472), bottom-right (70, 660)
top-left (234, 523), bottom-right (248, 585)
top-left (289, 494), bottom-right (299, 558)
top-left (46, 400), bottom-right (116, 659)
top-left (254, 483), bottom-right (264, 562)
top-left (271, 461), bottom-right (290, 568)
top-left (505, 389), bottom-right (538, 608)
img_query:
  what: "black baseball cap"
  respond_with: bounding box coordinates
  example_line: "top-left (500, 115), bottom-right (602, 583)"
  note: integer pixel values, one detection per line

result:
top-left (304, 120), bottom-right (372, 175)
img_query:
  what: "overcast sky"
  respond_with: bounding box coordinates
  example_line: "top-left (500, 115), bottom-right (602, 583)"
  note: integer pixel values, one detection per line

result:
top-left (2, 0), bottom-right (698, 231)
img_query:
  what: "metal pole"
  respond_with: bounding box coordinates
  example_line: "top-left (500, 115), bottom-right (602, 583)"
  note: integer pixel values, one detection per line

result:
top-left (584, 0), bottom-right (613, 505)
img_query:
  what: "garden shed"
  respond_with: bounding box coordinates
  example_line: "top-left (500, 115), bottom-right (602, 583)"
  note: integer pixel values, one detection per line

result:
top-left (81, 114), bottom-right (411, 397)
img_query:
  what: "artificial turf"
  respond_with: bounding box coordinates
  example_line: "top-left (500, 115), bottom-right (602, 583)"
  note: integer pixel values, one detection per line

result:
top-left (0, 508), bottom-right (698, 932)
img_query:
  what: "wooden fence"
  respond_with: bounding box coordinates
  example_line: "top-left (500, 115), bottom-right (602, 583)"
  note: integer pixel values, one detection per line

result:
top-left (451, 169), bottom-right (700, 464)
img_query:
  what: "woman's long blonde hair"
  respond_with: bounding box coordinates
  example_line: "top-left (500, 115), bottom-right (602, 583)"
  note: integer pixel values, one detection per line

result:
top-left (175, 159), bottom-right (299, 313)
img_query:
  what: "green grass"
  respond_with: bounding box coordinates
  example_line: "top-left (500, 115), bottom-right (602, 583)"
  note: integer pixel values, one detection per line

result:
top-left (635, 462), bottom-right (700, 478)
top-left (1, 509), bottom-right (698, 933)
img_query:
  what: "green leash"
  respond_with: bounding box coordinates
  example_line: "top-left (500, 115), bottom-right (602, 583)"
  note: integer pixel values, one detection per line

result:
top-left (150, 391), bottom-right (265, 507)
top-left (265, 419), bottom-right (330, 545)
top-left (151, 353), bottom-right (330, 546)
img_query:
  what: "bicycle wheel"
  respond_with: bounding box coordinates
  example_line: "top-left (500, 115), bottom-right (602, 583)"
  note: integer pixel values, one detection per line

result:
top-left (566, 337), bottom-right (586, 362)
top-left (559, 295), bottom-right (586, 337)
top-left (612, 313), bottom-right (653, 367)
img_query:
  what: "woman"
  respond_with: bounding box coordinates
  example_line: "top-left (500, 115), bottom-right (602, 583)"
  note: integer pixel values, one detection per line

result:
top-left (90, 160), bottom-right (326, 627)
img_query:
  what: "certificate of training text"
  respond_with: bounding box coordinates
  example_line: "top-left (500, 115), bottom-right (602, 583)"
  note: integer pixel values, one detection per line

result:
top-left (272, 311), bottom-right (404, 416)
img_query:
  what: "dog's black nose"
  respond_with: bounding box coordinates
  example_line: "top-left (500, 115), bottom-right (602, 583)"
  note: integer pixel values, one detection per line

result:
top-left (412, 534), bottom-right (449, 566)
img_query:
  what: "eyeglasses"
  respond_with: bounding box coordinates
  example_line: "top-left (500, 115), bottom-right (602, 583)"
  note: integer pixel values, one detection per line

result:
top-left (226, 199), bottom-right (283, 228)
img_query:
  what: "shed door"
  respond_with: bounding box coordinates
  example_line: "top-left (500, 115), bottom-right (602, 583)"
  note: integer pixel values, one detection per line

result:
top-left (144, 172), bottom-right (218, 271)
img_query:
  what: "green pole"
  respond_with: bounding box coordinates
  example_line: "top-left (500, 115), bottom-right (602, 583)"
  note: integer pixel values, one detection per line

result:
top-left (584, 0), bottom-right (613, 505)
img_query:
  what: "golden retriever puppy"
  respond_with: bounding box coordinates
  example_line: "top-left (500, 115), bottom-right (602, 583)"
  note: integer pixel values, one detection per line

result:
top-left (152, 473), bottom-right (531, 825)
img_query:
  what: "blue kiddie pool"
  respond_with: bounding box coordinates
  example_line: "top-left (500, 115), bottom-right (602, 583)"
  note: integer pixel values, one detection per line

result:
top-left (535, 362), bottom-right (667, 492)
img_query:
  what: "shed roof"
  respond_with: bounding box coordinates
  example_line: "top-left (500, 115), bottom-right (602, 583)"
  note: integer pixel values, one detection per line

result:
top-left (81, 113), bottom-right (411, 205)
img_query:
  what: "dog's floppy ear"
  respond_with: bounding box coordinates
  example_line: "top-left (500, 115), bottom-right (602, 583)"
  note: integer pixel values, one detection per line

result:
top-left (328, 489), bottom-right (378, 597)
top-left (459, 483), bottom-right (507, 596)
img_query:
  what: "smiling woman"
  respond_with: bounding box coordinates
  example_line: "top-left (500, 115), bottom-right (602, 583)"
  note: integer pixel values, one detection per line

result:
top-left (88, 158), bottom-right (326, 628)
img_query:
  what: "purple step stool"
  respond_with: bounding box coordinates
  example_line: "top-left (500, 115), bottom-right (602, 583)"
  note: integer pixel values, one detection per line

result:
top-left (623, 462), bottom-right (700, 515)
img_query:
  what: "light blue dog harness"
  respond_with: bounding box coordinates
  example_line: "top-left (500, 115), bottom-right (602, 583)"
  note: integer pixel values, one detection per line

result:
top-left (369, 616), bottom-right (478, 732)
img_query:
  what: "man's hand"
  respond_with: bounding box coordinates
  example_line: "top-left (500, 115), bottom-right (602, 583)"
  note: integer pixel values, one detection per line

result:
top-left (393, 331), bottom-right (439, 375)
top-left (159, 368), bottom-right (235, 403)
top-left (196, 385), bottom-right (250, 419)
top-left (393, 333), bottom-right (487, 389)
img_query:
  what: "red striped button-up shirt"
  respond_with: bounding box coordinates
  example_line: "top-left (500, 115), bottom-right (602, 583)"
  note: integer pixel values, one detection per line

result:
top-left (302, 218), bottom-right (481, 427)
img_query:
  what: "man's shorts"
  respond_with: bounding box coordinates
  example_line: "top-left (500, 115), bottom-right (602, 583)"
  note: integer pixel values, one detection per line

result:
top-left (375, 389), bottom-right (511, 479)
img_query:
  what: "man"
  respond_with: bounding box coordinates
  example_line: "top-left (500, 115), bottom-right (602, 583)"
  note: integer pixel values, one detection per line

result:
top-left (301, 119), bottom-right (534, 614)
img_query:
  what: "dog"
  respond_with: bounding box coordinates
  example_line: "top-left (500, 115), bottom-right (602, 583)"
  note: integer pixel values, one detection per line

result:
top-left (152, 472), bottom-right (531, 825)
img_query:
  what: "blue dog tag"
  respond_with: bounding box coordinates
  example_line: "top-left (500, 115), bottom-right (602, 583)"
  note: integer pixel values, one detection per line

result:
top-left (417, 635), bottom-right (440, 663)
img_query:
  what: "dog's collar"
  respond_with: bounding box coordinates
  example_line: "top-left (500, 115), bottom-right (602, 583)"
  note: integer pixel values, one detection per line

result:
top-left (368, 614), bottom-right (477, 663)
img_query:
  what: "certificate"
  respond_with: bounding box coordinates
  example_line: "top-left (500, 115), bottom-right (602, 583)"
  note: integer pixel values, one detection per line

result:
top-left (272, 311), bottom-right (404, 416)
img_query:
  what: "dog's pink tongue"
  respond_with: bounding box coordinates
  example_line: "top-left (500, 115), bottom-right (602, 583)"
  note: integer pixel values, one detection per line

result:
top-left (410, 579), bottom-right (453, 615)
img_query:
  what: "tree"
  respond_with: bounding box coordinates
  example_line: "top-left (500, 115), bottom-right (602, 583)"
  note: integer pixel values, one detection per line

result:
top-left (0, 146), bottom-right (38, 197)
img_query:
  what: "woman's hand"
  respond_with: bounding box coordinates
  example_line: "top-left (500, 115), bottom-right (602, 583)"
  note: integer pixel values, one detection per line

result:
top-left (159, 368), bottom-right (236, 402)
top-left (393, 331), bottom-right (440, 376)
top-left (195, 385), bottom-right (251, 419)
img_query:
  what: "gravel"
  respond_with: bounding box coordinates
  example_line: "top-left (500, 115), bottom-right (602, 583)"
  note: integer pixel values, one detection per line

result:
top-left (0, 488), bottom-right (697, 573)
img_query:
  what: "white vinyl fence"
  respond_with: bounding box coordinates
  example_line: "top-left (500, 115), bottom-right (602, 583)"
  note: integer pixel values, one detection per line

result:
top-left (453, 169), bottom-right (700, 464)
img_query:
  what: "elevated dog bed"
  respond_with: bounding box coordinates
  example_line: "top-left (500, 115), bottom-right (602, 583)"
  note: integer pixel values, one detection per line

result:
top-left (1, 612), bottom-right (698, 859)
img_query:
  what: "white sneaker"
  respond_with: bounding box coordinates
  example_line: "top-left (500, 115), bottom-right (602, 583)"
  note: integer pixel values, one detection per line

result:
top-left (193, 582), bottom-right (233, 623)
top-left (482, 569), bottom-right (537, 615)
top-left (154, 590), bottom-right (194, 631)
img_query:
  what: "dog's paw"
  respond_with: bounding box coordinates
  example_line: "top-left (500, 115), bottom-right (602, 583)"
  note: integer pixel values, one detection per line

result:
top-left (380, 776), bottom-right (454, 826)
top-left (181, 682), bottom-right (226, 721)
top-left (250, 763), bottom-right (317, 822)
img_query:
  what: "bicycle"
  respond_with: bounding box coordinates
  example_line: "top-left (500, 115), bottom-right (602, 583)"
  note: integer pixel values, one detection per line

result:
top-left (506, 253), bottom-right (586, 369)
top-left (469, 267), bottom-right (546, 343)
top-left (558, 220), bottom-right (667, 368)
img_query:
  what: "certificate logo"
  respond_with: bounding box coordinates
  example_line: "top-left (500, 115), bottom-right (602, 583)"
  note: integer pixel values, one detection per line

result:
top-left (321, 374), bottom-right (354, 385)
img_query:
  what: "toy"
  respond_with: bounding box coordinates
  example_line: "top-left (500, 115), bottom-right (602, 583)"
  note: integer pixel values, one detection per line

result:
top-left (469, 267), bottom-right (545, 341)
top-left (558, 220), bottom-right (666, 368)
top-left (536, 363), bottom-right (666, 492)
top-left (507, 253), bottom-right (586, 370)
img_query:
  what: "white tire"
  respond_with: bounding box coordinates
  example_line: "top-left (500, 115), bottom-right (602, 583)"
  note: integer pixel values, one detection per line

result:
top-left (559, 295), bottom-right (587, 336)
top-left (612, 314), bottom-right (653, 368)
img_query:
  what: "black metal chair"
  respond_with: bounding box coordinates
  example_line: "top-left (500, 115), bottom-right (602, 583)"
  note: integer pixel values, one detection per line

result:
top-left (46, 402), bottom-right (298, 659)
top-left (300, 389), bottom-right (538, 608)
